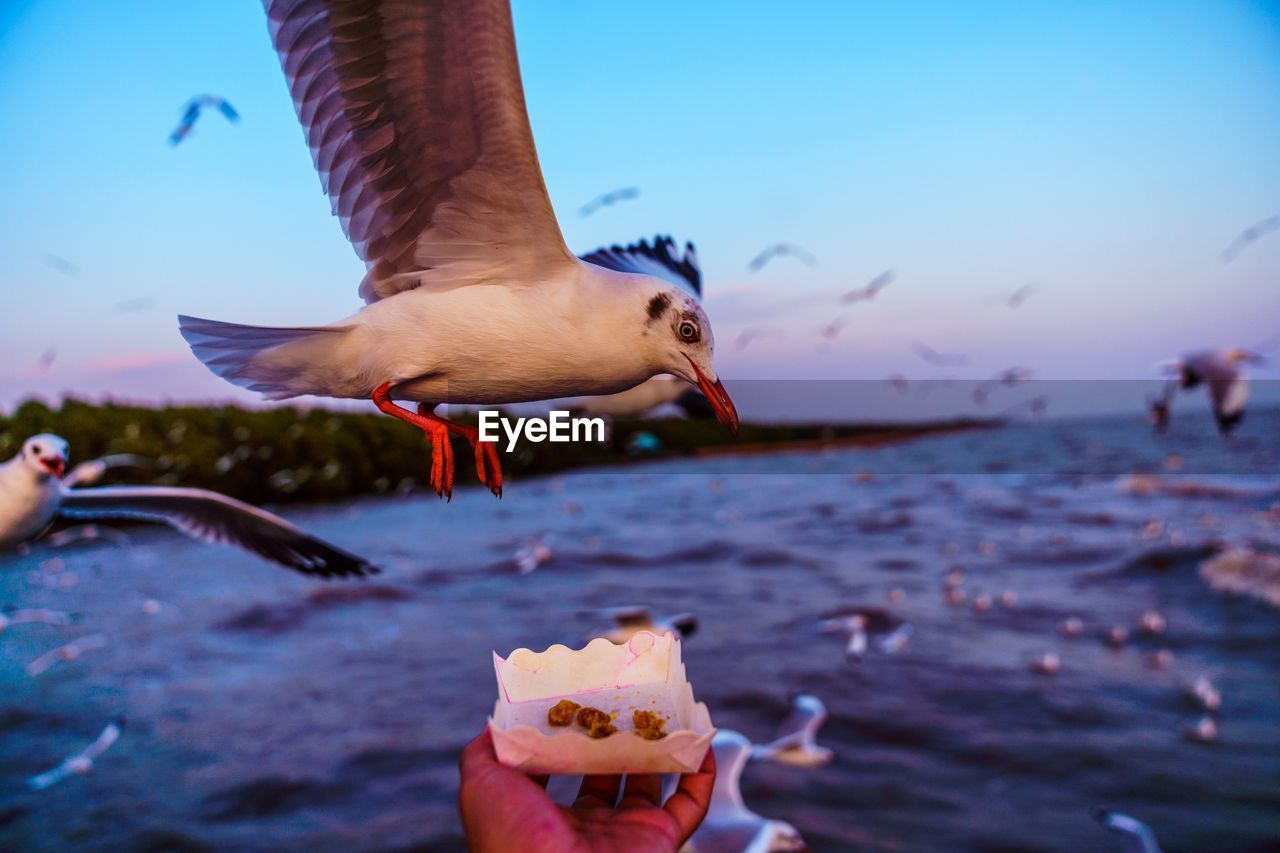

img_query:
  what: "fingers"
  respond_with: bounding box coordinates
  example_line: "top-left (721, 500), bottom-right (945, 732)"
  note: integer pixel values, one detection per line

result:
top-left (458, 728), bottom-right (498, 781)
top-left (573, 774), bottom-right (622, 809)
top-left (618, 773), bottom-right (663, 809)
top-left (663, 748), bottom-right (717, 844)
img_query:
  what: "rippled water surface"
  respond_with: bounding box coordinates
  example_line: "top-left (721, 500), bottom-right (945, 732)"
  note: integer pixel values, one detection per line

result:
top-left (3, 412), bottom-right (1279, 851)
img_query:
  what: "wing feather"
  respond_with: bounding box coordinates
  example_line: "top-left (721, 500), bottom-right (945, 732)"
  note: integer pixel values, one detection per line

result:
top-left (264, 0), bottom-right (573, 302)
top-left (58, 486), bottom-right (377, 578)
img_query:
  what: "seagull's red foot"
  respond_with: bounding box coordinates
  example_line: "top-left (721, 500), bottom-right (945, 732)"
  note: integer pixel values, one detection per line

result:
top-left (369, 383), bottom-right (503, 499)
top-left (372, 383), bottom-right (456, 500)
top-left (417, 405), bottom-right (503, 498)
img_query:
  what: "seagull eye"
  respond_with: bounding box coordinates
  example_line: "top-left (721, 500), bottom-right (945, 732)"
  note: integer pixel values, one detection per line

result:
top-left (678, 321), bottom-right (699, 342)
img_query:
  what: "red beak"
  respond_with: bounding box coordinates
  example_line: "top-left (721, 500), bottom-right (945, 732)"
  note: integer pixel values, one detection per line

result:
top-left (42, 456), bottom-right (66, 477)
top-left (683, 355), bottom-right (739, 437)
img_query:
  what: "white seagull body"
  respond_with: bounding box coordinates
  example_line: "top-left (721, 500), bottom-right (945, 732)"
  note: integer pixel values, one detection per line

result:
top-left (0, 434), bottom-right (374, 577)
top-left (687, 731), bottom-right (807, 853)
top-left (179, 0), bottom-right (737, 500)
top-left (751, 694), bottom-right (834, 767)
top-left (28, 719), bottom-right (125, 790)
top-left (0, 608), bottom-right (74, 633)
top-left (1159, 348), bottom-right (1263, 435)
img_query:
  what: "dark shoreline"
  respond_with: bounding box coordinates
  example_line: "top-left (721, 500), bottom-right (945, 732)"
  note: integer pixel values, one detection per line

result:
top-left (0, 397), bottom-right (997, 505)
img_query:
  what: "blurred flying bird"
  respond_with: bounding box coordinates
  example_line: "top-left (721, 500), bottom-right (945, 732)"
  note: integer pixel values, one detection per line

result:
top-left (1183, 715), bottom-right (1218, 743)
top-left (887, 374), bottom-right (909, 394)
top-left (841, 270), bottom-right (893, 303)
top-left (1158, 348), bottom-right (1264, 435)
top-left (26, 633), bottom-right (109, 677)
top-left (0, 434), bottom-right (376, 577)
top-left (746, 243), bottom-right (817, 272)
top-left (513, 534), bottom-right (553, 574)
top-left (973, 367), bottom-right (1033, 405)
top-left (0, 607), bottom-right (74, 633)
top-left (578, 186), bottom-right (639, 218)
top-left (1185, 676), bottom-right (1221, 711)
top-left (1220, 213), bottom-right (1279, 262)
top-left (1092, 807), bottom-right (1163, 853)
top-left (819, 316), bottom-right (849, 342)
top-left (179, 1), bottom-right (737, 501)
top-left (688, 730), bottom-right (807, 853)
top-left (28, 719), bottom-right (125, 790)
top-left (589, 606), bottom-right (698, 645)
top-left (911, 342), bottom-right (969, 368)
top-left (35, 348), bottom-right (56, 374)
top-left (751, 694), bottom-right (833, 767)
top-left (818, 607), bottom-right (911, 660)
top-left (1003, 284), bottom-right (1038, 309)
top-left (169, 95), bottom-right (240, 145)
top-left (42, 254), bottom-right (79, 277)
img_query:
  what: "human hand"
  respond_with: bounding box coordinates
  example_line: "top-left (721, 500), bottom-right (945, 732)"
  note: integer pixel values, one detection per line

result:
top-left (458, 728), bottom-right (717, 853)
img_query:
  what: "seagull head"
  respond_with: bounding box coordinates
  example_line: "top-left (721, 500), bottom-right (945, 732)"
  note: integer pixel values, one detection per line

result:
top-left (645, 287), bottom-right (738, 436)
top-left (20, 434), bottom-right (68, 479)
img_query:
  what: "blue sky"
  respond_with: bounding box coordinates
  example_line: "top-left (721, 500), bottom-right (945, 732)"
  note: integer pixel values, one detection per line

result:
top-left (1, 0), bottom-right (1278, 413)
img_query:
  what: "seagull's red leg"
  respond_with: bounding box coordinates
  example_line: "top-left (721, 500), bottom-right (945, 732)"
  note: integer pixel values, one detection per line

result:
top-left (414, 405), bottom-right (504, 499)
top-left (371, 383), bottom-right (455, 500)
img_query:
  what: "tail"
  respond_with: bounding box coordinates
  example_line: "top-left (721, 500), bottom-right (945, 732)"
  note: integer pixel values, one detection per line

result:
top-left (178, 315), bottom-right (351, 400)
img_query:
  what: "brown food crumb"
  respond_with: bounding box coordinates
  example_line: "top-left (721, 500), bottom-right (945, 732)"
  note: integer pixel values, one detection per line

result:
top-left (576, 706), bottom-right (618, 738)
top-left (632, 710), bottom-right (667, 740)
top-left (547, 699), bottom-right (581, 727)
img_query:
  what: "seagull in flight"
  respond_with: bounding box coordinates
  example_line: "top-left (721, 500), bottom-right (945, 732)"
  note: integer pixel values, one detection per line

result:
top-left (746, 243), bottom-right (817, 273)
top-left (28, 719), bottom-right (125, 790)
top-left (1003, 284), bottom-right (1038, 309)
top-left (1092, 807), bottom-right (1163, 853)
top-left (179, 0), bottom-right (737, 502)
top-left (0, 434), bottom-right (375, 577)
top-left (1158, 348), bottom-right (1265, 435)
top-left (0, 607), bottom-right (74, 633)
top-left (687, 730), bottom-right (807, 853)
top-left (911, 341), bottom-right (969, 368)
top-left (578, 186), bottom-right (639, 218)
top-left (841, 270), bottom-right (893, 303)
top-left (26, 633), bottom-right (110, 677)
top-left (589, 606), bottom-right (698, 645)
top-left (1220, 213), bottom-right (1279, 262)
top-left (169, 95), bottom-right (240, 145)
top-left (751, 694), bottom-right (834, 767)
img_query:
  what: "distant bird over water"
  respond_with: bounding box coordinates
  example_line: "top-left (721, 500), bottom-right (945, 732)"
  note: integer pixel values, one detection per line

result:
top-left (28, 719), bottom-right (125, 790)
top-left (751, 694), bottom-right (834, 767)
top-left (1092, 807), bottom-right (1163, 853)
top-left (0, 434), bottom-right (375, 577)
top-left (746, 243), bottom-right (817, 272)
top-left (911, 341), bottom-right (970, 368)
top-left (1220, 213), bottom-right (1279, 262)
top-left (589, 606), bottom-right (698, 645)
top-left (169, 95), bottom-right (240, 145)
top-left (1159, 348), bottom-right (1264, 435)
top-left (578, 186), bottom-right (639, 218)
top-left (179, 0), bottom-right (737, 501)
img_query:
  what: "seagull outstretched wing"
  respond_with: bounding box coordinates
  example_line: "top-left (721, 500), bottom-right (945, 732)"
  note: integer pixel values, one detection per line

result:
top-left (263, 0), bottom-right (575, 302)
top-left (28, 720), bottom-right (125, 791)
top-left (58, 486), bottom-right (376, 578)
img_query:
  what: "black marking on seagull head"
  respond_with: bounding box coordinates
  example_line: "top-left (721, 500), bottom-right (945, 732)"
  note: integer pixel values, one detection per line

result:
top-left (579, 235), bottom-right (703, 298)
top-left (646, 292), bottom-right (671, 322)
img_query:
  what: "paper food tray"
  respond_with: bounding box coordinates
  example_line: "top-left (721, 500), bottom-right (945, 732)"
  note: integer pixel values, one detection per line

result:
top-left (488, 631), bottom-right (715, 774)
